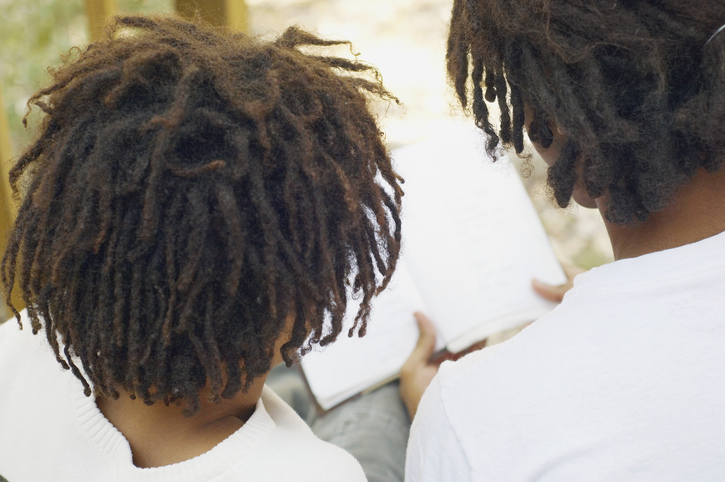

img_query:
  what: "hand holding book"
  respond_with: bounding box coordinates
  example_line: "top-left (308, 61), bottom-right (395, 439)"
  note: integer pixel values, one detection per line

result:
top-left (399, 268), bottom-right (582, 421)
top-left (400, 313), bottom-right (439, 420)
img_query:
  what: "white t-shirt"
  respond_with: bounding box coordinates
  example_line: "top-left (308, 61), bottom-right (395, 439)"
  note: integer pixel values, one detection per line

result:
top-left (406, 230), bottom-right (725, 481)
top-left (0, 315), bottom-right (365, 482)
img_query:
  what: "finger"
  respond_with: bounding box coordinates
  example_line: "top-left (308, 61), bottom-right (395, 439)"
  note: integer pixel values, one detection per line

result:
top-left (532, 264), bottom-right (584, 302)
top-left (531, 278), bottom-right (570, 302)
top-left (413, 312), bottom-right (437, 350)
top-left (406, 312), bottom-right (437, 365)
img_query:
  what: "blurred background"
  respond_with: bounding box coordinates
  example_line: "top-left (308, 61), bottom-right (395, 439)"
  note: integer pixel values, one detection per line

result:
top-left (0, 0), bottom-right (612, 320)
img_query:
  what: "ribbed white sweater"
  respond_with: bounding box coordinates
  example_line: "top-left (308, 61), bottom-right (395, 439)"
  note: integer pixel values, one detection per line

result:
top-left (0, 314), bottom-right (365, 482)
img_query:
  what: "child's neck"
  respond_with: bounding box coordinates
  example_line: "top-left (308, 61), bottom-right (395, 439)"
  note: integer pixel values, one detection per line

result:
top-left (96, 375), bottom-right (267, 468)
top-left (601, 167), bottom-right (725, 260)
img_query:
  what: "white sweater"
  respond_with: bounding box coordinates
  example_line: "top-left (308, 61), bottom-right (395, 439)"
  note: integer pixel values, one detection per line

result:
top-left (407, 229), bottom-right (725, 481)
top-left (0, 315), bottom-right (365, 482)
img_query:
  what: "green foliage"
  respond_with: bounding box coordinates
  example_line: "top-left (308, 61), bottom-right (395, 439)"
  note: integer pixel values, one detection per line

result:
top-left (0, 0), bottom-right (172, 156)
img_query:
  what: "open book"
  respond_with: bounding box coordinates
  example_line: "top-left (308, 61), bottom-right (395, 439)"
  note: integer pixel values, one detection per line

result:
top-left (300, 124), bottom-right (567, 410)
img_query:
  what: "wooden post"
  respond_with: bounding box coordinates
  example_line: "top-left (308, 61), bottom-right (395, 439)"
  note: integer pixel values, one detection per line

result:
top-left (85, 0), bottom-right (118, 42)
top-left (0, 88), bottom-right (23, 314)
top-left (0, 90), bottom-right (16, 222)
top-left (176, 0), bottom-right (249, 33)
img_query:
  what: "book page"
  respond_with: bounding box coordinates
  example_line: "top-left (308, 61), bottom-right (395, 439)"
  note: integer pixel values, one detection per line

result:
top-left (300, 260), bottom-right (434, 410)
top-left (300, 123), bottom-right (566, 407)
top-left (392, 123), bottom-right (566, 353)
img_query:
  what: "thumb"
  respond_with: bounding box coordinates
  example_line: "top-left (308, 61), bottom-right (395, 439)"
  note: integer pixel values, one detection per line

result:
top-left (409, 312), bottom-right (437, 364)
top-left (531, 278), bottom-right (570, 302)
top-left (532, 264), bottom-right (584, 302)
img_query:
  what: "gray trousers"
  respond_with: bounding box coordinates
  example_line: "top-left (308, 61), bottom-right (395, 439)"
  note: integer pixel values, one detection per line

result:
top-left (267, 364), bottom-right (410, 482)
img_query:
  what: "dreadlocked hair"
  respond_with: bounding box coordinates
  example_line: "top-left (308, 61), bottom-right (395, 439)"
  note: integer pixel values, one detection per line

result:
top-left (448, 0), bottom-right (725, 224)
top-left (2, 15), bottom-right (403, 416)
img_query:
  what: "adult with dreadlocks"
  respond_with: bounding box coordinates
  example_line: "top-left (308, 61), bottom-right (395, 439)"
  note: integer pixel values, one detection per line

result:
top-left (402, 1), bottom-right (725, 480)
top-left (0, 14), bottom-right (404, 481)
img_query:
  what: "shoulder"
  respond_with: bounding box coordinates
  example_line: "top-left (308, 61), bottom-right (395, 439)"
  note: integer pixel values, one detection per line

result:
top-left (0, 312), bottom-right (66, 390)
top-left (252, 387), bottom-right (367, 482)
top-left (0, 311), bottom-right (48, 355)
top-left (405, 373), bottom-right (473, 482)
top-left (0, 312), bottom-right (55, 381)
top-left (0, 313), bottom-right (93, 482)
top-left (405, 316), bottom-right (582, 480)
top-left (0, 315), bottom-right (22, 350)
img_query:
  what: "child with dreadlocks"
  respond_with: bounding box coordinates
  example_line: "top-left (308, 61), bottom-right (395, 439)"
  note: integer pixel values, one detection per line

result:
top-left (401, 1), bottom-right (725, 480)
top-left (0, 14), bottom-right (403, 481)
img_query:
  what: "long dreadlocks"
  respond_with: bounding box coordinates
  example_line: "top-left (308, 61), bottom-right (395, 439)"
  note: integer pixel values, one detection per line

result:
top-left (2, 15), bottom-right (402, 415)
top-left (448, 0), bottom-right (725, 224)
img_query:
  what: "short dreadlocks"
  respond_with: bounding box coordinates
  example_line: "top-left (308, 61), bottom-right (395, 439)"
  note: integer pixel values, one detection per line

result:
top-left (448, 0), bottom-right (725, 224)
top-left (2, 15), bottom-right (402, 415)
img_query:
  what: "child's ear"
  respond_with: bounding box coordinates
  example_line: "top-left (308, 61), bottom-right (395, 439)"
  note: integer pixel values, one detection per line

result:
top-left (271, 314), bottom-right (299, 366)
top-left (527, 116), bottom-right (554, 149)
